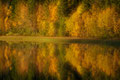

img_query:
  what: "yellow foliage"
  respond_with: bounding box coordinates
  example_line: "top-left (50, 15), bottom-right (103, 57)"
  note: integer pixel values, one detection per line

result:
top-left (38, 21), bottom-right (47, 32)
top-left (83, 12), bottom-right (98, 37)
top-left (66, 4), bottom-right (120, 38)
top-left (36, 5), bottom-right (43, 22)
top-left (97, 7), bottom-right (118, 37)
top-left (66, 4), bottom-right (85, 37)
top-left (49, 4), bottom-right (58, 22)
top-left (36, 5), bottom-right (46, 30)
top-left (36, 4), bottom-right (58, 36)
top-left (47, 22), bottom-right (56, 36)
top-left (0, 5), bottom-right (12, 31)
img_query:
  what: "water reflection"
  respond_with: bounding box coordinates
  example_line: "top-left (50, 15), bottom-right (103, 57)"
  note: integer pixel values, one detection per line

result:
top-left (0, 41), bottom-right (120, 80)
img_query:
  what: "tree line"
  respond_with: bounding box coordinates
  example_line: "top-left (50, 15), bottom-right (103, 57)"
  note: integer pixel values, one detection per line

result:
top-left (0, 0), bottom-right (120, 38)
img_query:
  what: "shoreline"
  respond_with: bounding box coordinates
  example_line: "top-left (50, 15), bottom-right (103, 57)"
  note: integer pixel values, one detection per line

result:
top-left (0, 36), bottom-right (120, 40)
top-left (0, 36), bottom-right (120, 44)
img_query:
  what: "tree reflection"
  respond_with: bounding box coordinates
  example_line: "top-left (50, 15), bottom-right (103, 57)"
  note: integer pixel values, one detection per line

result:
top-left (0, 42), bottom-right (120, 80)
top-left (65, 44), bottom-right (120, 79)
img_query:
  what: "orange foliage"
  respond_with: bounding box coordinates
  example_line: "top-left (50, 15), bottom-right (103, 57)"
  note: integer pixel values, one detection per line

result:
top-left (49, 4), bottom-right (58, 22)
top-left (14, 2), bottom-right (31, 28)
top-left (0, 4), bottom-right (11, 32)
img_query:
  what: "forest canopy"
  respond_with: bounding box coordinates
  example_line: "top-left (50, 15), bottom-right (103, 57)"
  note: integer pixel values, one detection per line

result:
top-left (0, 0), bottom-right (120, 38)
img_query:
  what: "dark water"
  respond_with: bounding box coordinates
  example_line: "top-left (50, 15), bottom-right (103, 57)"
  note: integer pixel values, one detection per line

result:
top-left (0, 41), bottom-right (120, 80)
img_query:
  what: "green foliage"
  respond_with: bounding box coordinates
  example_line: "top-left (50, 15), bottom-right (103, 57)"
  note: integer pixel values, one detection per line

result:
top-left (55, 17), bottom-right (66, 36)
top-left (6, 27), bottom-right (36, 36)
top-left (10, 0), bottom-right (18, 17)
top-left (27, 0), bottom-right (36, 13)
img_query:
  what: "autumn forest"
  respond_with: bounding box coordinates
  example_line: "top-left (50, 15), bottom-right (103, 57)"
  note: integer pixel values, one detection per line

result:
top-left (1, 0), bottom-right (120, 80)
top-left (0, 0), bottom-right (120, 38)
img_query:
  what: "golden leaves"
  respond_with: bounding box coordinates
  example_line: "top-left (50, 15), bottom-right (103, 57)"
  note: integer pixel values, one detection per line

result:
top-left (49, 5), bottom-right (58, 21)
top-left (66, 4), bottom-right (120, 38)
top-left (47, 22), bottom-right (56, 36)
top-left (65, 4), bottom-right (85, 37)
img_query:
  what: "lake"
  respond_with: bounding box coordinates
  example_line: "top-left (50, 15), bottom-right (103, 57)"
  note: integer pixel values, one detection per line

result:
top-left (0, 41), bottom-right (120, 80)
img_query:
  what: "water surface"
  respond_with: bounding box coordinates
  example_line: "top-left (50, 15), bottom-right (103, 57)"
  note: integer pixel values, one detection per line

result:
top-left (0, 41), bottom-right (120, 80)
